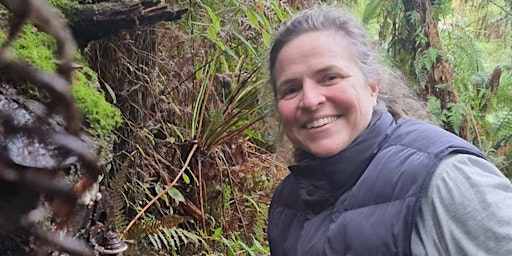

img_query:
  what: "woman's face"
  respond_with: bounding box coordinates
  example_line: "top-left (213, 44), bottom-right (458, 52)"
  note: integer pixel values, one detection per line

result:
top-left (274, 31), bottom-right (379, 158)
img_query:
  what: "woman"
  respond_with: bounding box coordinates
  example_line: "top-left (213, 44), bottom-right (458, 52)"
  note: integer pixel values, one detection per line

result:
top-left (267, 6), bottom-right (512, 256)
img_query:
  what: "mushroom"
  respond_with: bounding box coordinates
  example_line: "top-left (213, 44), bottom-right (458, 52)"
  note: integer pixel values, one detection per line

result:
top-left (98, 231), bottom-right (128, 255)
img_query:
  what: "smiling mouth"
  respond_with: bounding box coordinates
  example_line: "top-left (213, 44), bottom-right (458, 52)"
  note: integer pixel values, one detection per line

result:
top-left (305, 116), bottom-right (341, 129)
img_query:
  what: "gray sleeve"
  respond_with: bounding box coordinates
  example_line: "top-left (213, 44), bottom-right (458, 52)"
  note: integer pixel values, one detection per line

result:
top-left (411, 154), bottom-right (512, 256)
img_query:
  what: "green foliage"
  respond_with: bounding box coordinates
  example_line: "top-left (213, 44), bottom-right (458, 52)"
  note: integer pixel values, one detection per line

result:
top-left (414, 47), bottom-right (442, 87)
top-left (442, 29), bottom-right (485, 74)
top-left (202, 227), bottom-right (270, 256)
top-left (438, 1), bottom-right (512, 173)
top-left (122, 4), bottom-right (291, 254)
top-left (47, 0), bottom-right (83, 14)
top-left (441, 17), bottom-right (512, 166)
top-left (171, 0), bottom-right (290, 152)
top-left (427, 96), bottom-right (443, 124)
top-left (47, 0), bottom-right (75, 6)
top-left (126, 213), bottom-right (202, 254)
top-left (360, 0), bottom-right (384, 24)
top-left (430, 0), bottom-right (454, 20)
top-left (148, 227), bottom-right (203, 253)
top-left (354, 0), bottom-right (512, 173)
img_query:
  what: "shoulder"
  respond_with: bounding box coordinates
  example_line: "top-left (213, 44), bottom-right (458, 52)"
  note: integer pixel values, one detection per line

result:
top-left (412, 154), bottom-right (512, 255)
top-left (426, 154), bottom-right (512, 214)
top-left (432, 154), bottom-right (510, 195)
top-left (389, 119), bottom-right (484, 157)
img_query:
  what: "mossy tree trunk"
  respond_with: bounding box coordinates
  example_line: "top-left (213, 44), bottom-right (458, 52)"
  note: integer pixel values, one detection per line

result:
top-left (402, 0), bottom-right (469, 139)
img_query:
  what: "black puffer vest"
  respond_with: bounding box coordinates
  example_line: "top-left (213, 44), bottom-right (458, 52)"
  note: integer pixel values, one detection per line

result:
top-left (267, 110), bottom-right (486, 256)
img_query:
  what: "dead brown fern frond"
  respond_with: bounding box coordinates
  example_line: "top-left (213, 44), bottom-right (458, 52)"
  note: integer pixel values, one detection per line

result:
top-left (107, 162), bottom-right (129, 230)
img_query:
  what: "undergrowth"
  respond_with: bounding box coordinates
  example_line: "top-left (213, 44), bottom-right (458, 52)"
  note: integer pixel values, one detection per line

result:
top-left (81, 0), bottom-right (293, 255)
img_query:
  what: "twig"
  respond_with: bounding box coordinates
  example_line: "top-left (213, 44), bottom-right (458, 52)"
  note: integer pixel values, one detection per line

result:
top-left (198, 159), bottom-right (206, 233)
top-left (227, 168), bottom-right (249, 242)
top-left (122, 143), bottom-right (198, 235)
top-left (466, 104), bottom-right (483, 151)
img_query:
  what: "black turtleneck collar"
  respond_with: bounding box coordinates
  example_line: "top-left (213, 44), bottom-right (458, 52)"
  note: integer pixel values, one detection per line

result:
top-left (289, 109), bottom-right (394, 213)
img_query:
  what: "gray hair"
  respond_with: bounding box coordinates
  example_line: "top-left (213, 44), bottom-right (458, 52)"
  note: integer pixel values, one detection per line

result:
top-left (269, 6), bottom-right (432, 121)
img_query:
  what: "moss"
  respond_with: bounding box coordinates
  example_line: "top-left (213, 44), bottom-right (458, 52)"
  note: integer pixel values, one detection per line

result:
top-left (5, 25), bottom-right (57, 72)
top-left (72, 69), bottom-right (123, 140)
top-left (1, 22), bottom-right (123, 140)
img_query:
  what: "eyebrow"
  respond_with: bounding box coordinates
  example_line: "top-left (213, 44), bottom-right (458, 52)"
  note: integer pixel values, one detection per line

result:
top-left (276, 78), bottom-right (299, 90)
top-left (276, 64), bottom-right (343, 89)
top-left (313, 65), bottom-right (341, 76)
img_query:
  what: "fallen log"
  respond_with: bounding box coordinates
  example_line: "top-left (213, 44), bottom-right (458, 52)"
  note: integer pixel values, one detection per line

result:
top-left (56, 0), bottom-right (187, 47)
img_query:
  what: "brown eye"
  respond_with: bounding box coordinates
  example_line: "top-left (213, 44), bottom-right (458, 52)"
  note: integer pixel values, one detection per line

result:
top-left (322, 74), bottom-right (340, 84)
top-left (280, 86), bottom-right (300, 100)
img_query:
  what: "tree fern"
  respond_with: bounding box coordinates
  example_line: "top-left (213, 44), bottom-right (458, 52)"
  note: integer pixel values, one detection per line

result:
top-left (441, 29), bottom-right (485, 75)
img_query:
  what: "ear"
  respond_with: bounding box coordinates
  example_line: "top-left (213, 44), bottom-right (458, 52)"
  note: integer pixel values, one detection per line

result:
top-left (369, 80), bottom-right (380, 98)
top-left (369, 80), bottom-right (380, 108)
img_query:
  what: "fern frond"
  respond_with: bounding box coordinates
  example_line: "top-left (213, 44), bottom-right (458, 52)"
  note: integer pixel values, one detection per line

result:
top-left (444, 102), bottom-right (467, 136)
top-left (414, 47), bottom-right (442, 86)
top-left (493, 109), bottom-right (512, 146)
top-left (107, 167), bottom-right (129, 230)
top-left (441, 29), bottom-right (485, 75)
top-left (126, 214), bottom-right (193, 240)
top-left (147, 227), bottom-right (203, 252)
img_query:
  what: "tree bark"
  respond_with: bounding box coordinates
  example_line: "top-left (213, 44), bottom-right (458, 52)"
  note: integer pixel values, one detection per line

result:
top-left (57, 0), bottom-right (187, 47)
top-left (402, 0), bottom-right (469, 139)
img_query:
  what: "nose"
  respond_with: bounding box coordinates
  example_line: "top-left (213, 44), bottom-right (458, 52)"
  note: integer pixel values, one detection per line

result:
top-left (299, 80), bottom-right (325, 111)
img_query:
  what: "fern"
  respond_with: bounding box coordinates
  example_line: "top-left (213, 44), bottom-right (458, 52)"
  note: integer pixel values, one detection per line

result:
top-left (441, 29), bottom-right (485, 75)
top-left (107, 166), bottom-right (129, 230)
top-left (443, 102), bottom-right (467, 136)
top-left (148, 227), bottom-right (203, 252)
top-left (492, 110), bottom-right (512, 147)
top-left (127, 214), bottom-right (199, 253)
top-left (414, 47), bottom-right (442, 87)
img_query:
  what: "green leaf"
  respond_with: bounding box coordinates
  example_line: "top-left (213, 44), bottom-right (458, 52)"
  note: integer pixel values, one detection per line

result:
top-left (207, 26), bottom-right (218, 41)
top-left (168, 187), bottom-right (185, 203)
top-left (205, 5), bottom-right (221, 31)
top-left (245, 8), bottom-right (260, 29)
top-left (212, 227), bottom-right (222, 239)
top-left (270, 2), bottom-right (288, 22)
top-left (362, 0), bottom-right (382, 23)
top-left (182, 173), bottom-right (190, 184)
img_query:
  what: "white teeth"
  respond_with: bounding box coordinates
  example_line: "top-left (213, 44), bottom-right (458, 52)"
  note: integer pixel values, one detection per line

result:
top-left (306, 116), bottom-right (339, 129)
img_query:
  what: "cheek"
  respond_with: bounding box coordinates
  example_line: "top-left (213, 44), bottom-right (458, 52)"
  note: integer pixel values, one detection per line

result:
top-left (277, 102), bottom-right (297, 128)
top-left (329, 90), bottom-right (357, 108)
top-left (277, 101), bottom-right (291, 118)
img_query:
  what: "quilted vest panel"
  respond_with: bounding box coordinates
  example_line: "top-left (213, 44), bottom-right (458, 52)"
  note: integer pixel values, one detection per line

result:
top-left (268, 118), bottom-right (486, 256)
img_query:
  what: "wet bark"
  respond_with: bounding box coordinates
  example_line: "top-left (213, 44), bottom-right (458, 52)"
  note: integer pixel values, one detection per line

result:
top-left (58, 0), bottom-right (187, 47)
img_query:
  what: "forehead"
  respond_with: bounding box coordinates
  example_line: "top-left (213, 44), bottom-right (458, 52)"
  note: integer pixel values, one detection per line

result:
top-left (273, 31), bottom-right (358, 78)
